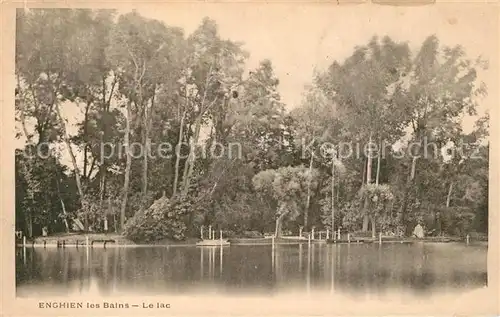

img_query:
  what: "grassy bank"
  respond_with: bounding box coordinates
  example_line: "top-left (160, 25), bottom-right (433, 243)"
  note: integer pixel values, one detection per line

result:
top-left (25, 233), bottom-right (200, 246)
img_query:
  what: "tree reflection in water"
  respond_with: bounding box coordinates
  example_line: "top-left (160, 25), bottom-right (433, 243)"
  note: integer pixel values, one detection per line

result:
top-left (16, 243), bottom-right (487, 297)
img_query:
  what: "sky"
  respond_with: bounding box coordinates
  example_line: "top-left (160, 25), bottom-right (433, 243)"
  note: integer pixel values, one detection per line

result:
top-left (16, 4), bottom-right (497, 157)
top-left (126, 3), bottom-right (497, 114)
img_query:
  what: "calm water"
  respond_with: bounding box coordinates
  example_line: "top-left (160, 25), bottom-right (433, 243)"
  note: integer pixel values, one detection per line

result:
top-left (16, 243), bottom-right (487, 297)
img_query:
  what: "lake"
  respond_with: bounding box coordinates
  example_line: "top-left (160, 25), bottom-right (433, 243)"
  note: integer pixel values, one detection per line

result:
top-left (16, 242), bottom-right (487, 298)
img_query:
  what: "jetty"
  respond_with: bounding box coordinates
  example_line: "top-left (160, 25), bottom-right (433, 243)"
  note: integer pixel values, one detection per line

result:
top-left (196, 239), bottom-right (230, 246)
top-left (196, 226), bottom-right (230, 247)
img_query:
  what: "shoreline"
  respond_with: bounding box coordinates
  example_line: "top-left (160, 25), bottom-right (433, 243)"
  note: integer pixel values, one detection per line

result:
top-left (15, 233), bottom-right (488, 248)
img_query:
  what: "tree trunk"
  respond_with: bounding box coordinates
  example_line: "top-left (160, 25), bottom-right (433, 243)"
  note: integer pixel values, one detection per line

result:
top-left (142, 111), bottom-right (149, 204)
top-left (82, 100), bottom-right (91, 179)
top-left (98, 75), bottom-right (115, 230)
top-left (446, 182), bottom-right (453, 208)
top-left (181, 63), bottom-right (218, 196)
top-left (336, 176), bottom-right (340, 204)
top-left (172, 108), bottom-right (187, 197)
top-left (142, 87), bottom-right (156, 208)
top-left (362, 134), bottom-right (373, 232)
top-left (120, 100), bottom-right (133, 231)
top-left (109, 195), bottom-right (117, 233)
top-left (366, 132), bottom-right (373, 184)
top-left (59, 198), bottom-right (70, 233)
top-left (304, 153), bottom-right (314, 230)
top-left (24, 209), bottom-right (32, 238)
top-left (98, 170), bottom-right (107, 225)
top-left (370, 216), bottom-right (376, 238)
top-left (55, 177), bottom-right (69, 233)
top-left (371, 138), bottom-right (383, 236)
top-left (362, 198), bottom-right (369, 232)
top-left (182, 94), bottom-right (218, 196)
top-left (182, 115), bottom-right (202, 196)
top-left (55, 101), bottom-right (89, 231)
top-left (28, 215), bottom-right (33, 238)
top-left (376, 137), bottom-right (381, 185)
top-left (410, 156), bottom-right (417, 181)
top-left (399, 156), bottom-right (418, 235)
top-left (274, 212), bottom-right (288, 238)
top-left (361, 158), bottom-right (366, 186)
top-left (331, 156), bottom-right (335, 234)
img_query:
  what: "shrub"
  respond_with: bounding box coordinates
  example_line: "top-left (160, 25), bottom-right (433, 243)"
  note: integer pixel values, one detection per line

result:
top-left (469, 231), bottom-right (488, 241)
top-left (123, 196), bottom-right (190, 243)
top-left (438, 206), bottom-right (475, 237)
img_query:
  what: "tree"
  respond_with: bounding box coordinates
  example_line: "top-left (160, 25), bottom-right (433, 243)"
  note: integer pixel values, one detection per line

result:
top-left (253, 166), bottom-right (319, 237)
top-left (392, 35), bottom-right (488, 233)
top-left (16, 9), bottom-right (118, 231)
top-left (179, 17), bottom-right (247, 196)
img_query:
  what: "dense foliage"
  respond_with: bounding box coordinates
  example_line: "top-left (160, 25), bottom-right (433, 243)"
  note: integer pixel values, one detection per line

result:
top-left (123, 196), bottom-right (190, 242)
top-left (15, 9), bottom-right (489, 241)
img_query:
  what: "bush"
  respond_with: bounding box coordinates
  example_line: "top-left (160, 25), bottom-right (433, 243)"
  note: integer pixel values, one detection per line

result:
top-left (439, 206), bottom-right (475, 237)
top-left (469, 231), bottom-right (488, 241)
top-left (123, 196), bottom-right (190, 243)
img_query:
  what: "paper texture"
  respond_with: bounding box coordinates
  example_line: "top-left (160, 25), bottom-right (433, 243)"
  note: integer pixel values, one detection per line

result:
top-left (1, 1), bottom-right (498, 316)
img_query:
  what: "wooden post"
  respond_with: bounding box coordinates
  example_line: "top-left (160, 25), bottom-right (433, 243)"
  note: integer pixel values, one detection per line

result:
top-left (200, 247), bottom-right (204, 278)
top-left (299, 226), bottom-right (303, 238)
top-left (308, 233), bottom-right (311, 246)
top-left (200, 226), bottom-right (204, 240)
top-left (23, 236), bottom-right (26, 248)
top-left (331, 156), bottom-right (335, 239)
top-left (311, 228), bottom-right (315, 240)
top-left (220, 230), bottom-right (223, 243)
top-left (271, 236), bottom-right (275, 272)
top-left (379, 232), bottom-right (382, 244)
top-left (326, 229), bottom-right (329, 240)
top-left (347, 233), bottom-right (350, 244)
top-left (466, 234), bottom-right (470, 245)
top-left (337, 228), bottom-right (340, 240)
top-left (209, 225), bottom-right (212, 240)
top-left (220, 245), bottom-right (223, 274)
top-left (86, 236), bottom-right (89, 248)
top-left (23, 243), bottom-right (26, 266)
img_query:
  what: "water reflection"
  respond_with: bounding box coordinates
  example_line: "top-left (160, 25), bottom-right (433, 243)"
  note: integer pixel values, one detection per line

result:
top-left (16, 243), bottom-right (487, 297)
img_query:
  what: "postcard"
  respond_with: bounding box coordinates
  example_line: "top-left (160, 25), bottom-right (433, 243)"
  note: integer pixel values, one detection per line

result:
top-left (1, 1), bottom-right (498, 316)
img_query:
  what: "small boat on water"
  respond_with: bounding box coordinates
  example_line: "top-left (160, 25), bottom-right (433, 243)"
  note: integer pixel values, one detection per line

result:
top-left (196, 239), bottom-right (230, 246)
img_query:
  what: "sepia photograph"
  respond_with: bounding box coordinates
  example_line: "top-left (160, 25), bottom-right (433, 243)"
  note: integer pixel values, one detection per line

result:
top-left (1, 1), bottom-right (498, 316)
